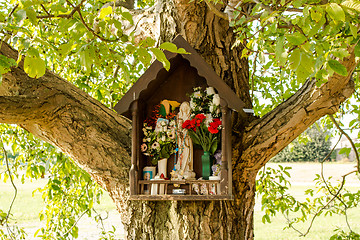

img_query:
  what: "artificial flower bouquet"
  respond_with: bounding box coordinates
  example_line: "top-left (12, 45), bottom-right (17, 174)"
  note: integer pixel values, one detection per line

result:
top-left (140, 100), bottom-right (179, 165)
top-left (182, 114), bottom-right (221, 154)
top-left (189, 86), bottom-right (221, 118)
top-left (184, 87), bottom-right (222, 154)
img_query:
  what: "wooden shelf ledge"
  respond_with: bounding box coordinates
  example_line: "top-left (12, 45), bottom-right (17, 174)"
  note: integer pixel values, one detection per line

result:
top-left (139, 179), bottom-right (220, 184)
top-left (129, 194), bottom-right (234, 201)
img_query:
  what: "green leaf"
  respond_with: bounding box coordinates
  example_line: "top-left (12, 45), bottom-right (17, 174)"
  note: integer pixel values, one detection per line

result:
top-left (14, 9), bottom-right (27, 22)
top-left (188, 131), bottom-right (201, 146)
top-left (331, 48), bottom-right (349, 59)
top-left (286, 32), bottom-right (307, 46)
top-left (275, 36), bottom-right (288, 66)
top-left (58, 43), bottom-right (76, 56)
top-left (341, 0), bottom-right (360, 12)
top-left (24, 55), bottom-right (46, 78)
top-left (25, 8), bottom-right (37, 24)
top-left (338, 147), bottom-right (351, 156)
top-left (296, 53), bottom-right (314, 81)
top-left (99, 6), bottom-right (112, 19)
top-left (160, 42), bottom-right (189, 54)
top-left (137, 47), bottom-right (152, 66)
top-left (210, 140), bottom-right (218, 155)
top-left (354, 42), bottom-right (360, 57)
top-left (350, 23), bottom-right (358, 38)
top-left (0, 55), bottom-right (16, 74)
top-left (79, 49), bottom-right (92, 75)
top-left (310, 9), bottom-right (322, 22)
top-left (262, 214), bottom-right (271, 223)
top-left (51, 184), bottom-right (61, 191)
top-left (160, 42), bottom-right (178, 52)
top-left (141, 37), bottom-right (156, 47)
top-left (328, 60), bottom-right (348, 76)
top-left (289, 49), bottom-right (301, 70)
top-left (121, 11), bottom-right (133, 25)
top-left (151, 48), bottom-right (170, 71)
top-left (326, 3), bottom-right (345, 22)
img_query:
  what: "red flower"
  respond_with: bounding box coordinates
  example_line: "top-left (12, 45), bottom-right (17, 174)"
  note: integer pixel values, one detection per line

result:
top-left (212, 118), bottom-right (222, 127)
top-left (182, 120), bottom-right (191, 129)
top-left (195, 114), bottom-right (206, 122)
top-left (208, 119), bottom-right (222, 134)
top-left (208, 126), bottom-right (219, 134)
top-left (195, 118), bottom-right (202, 127)
top-left (190, 119), bottom-right (197, 130)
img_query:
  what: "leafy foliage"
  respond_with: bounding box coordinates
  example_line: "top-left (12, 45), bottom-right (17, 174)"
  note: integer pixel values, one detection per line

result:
top-left (0, 125), bottom-right (114, 239)
top-left (228, 0), bottom-right (360, 116)
top-left (257, 164), bottom-right (360, 238)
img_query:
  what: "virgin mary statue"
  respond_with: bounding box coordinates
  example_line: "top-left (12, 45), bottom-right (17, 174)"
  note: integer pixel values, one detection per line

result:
top-left (171, 102), bottom-right (196, 180)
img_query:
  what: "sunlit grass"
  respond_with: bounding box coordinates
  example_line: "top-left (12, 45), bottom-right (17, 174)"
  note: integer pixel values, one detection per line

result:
top-left (254, 185), bottom-right (360, 240)
top-left (0, 176), bottom-right (117, 224)
top-left (1, 163), bottom-right (359, 239)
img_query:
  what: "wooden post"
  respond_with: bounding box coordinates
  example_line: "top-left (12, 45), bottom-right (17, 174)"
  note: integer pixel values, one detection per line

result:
top-left (220, 101), bottom-right (231, 195)
top-left (129, 100), bottom-right (139, 196)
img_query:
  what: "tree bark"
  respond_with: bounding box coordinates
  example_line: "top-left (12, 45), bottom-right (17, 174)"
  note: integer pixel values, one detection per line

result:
top-left (0, 0), bottom-right (358, 239)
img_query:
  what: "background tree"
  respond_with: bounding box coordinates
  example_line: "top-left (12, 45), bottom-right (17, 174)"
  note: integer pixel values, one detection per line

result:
top-left (272, 123), bottom-right (332, 162)
top-left (0, 0), bottom-right (359, 239)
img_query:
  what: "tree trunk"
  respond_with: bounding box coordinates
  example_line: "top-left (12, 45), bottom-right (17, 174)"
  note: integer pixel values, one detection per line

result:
top-left (0, 0), bottom-right (358, 239)
top-left (117, 1), bottom-right (258, 239)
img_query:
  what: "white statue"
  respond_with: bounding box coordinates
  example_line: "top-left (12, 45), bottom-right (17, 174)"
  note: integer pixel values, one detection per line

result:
top-left (171, 102), bottom-right (196, 180)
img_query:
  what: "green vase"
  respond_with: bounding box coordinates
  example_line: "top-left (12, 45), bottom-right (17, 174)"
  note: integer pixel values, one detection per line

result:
top-left (201, 151), bottom-right (211, 180)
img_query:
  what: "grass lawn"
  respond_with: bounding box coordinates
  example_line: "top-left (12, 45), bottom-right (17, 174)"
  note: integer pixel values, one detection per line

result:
top-left (254, 185), bottom-right (360, 240)
top-left (0, 176), bottom-right (121, 238)
top-left (0, 162), bottom-right (359, 239)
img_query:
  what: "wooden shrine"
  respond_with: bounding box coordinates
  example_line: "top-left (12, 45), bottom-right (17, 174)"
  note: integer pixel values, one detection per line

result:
top-left (114, 35), bottom-right (245, 200)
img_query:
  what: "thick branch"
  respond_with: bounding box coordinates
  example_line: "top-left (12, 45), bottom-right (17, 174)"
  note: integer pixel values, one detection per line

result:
top-left (0, 42), bottom-right (132, 187)
top-left (240, 49), bottom-right (358, 170)
top-left (204, 0), bottom-right (228, 20)
top-left (0, 96), bottom-right (40, 124)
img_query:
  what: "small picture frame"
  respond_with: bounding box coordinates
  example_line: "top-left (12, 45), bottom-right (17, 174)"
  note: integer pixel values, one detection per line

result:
top-left (143, 166), bottom-right (156, 180)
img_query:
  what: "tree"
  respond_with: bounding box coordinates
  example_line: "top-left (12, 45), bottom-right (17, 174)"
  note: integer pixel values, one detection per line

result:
top-left (272, 123), bottom-right (332, 162)
top-left (0, 0), bottom-right (359, 239)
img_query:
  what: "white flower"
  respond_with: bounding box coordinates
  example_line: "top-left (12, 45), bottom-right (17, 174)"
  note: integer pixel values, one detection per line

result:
top-left (190, 100), bottom-right (196, 109)
top-left (213, 94), bottom-right (220, 106)
top-left (167, 130), bottom-right (175, 139)
top-left (152, 142), bottom-right (160, 149)
top-left (209, 105), bottom-right (214, 113)
top-left (193, 91), bottom-right (202, 98)
top-left (161, 135), bottom-right (166, 141)
top-left (206, 87), bottom-right (215, 95)
top-left (146, 138), bottom-right (151, 142)
top-left (141, 143), bottom-right (148, 152)
top-left (205, 114), bottom-right (213, 127)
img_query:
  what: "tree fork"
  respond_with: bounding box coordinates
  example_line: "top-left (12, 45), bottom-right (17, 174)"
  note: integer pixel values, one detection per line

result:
top-left (0, 0), bottom-right (359, 239)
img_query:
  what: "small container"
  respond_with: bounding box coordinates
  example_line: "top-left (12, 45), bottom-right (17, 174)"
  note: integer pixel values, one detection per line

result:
top-left (173, 189), bottom-right (186, 195)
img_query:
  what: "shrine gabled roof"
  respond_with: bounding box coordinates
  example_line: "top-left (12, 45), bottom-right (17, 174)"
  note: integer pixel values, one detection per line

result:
top-left (114, 35), bottom-right (245, 117)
